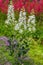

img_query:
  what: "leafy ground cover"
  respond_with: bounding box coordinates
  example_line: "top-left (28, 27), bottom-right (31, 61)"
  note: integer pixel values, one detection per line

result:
top-left (0, 11), bottom-right (43, 65)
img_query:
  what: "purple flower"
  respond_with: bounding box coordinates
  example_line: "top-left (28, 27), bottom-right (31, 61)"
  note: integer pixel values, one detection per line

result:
top-left (0, 36), bottom-right (9, 46)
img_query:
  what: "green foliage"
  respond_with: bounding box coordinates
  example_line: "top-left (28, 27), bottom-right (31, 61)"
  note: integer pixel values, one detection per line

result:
top-left (0, 12), bottom-right (43, 65)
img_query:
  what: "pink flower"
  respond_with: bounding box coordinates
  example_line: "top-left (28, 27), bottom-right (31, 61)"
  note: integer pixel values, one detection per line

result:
top-left (0, 0), bottom-right (2, 8)
top-left (25, 0), bottom-right (43, 14)
top-left (0, 0), bottom-right (43, 14)
top-left (0, 0), bottom-right (9, 13)
top-left (34, 0), bottom-right (43, 14)
top-left (24, 0), bottom-right (35, 13)
top-left (13, 0), bottom-right (23, 11)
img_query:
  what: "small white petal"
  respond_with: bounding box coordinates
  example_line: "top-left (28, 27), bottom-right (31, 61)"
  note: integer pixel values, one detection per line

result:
top-left (19, 29), bottom-right (23, 33)
top-left (28, 28), bottom-right (32, 31)
top-left (32, 27), bottom-right (36, 31)
top-left (23, 12), bottom-right (26, 15)
top-left (15, 24), bottom-right (19, 30)
top-left (31, 20), bottom-right (35, 24)
top-left (5, 20), bottom-right (9, 24)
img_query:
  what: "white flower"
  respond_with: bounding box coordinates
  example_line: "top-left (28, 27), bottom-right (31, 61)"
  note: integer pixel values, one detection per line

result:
top-left (27, 14), bottom-right (36, 32)
top-left (14, 9), bottom-right (27, 33)
top-left (24, 24), bottom-right (27, 30)
top-left (19, 22), bottom-right (23, 26)
top-left (18, 18), bottom-right (23, 22)
top-left (14, 21), bottom-right (17, 23)
top-left (27, 24), bottom-right (31, 27)
top-left (23, 12), bottom-right (26, 16)
top-left (18, 10), bottom-right (27, 30)
top-left (28, 28), bottom-right (32, 32)
top-left (29, 15), bottom-right (35, 19)
top-left (19, 29), bottom-right (23, 33)
top-left (32, 27), bottom-right (36, 32)
top-left (28, 19), bottom-right (31, 23)
top-left (5, 20), bottom-right (9, 24)
top-left (5, 4), bottom-right (16, 24)
top-left (15, 24), bottom-right (19, 30)
top-left (31, 19), bottom-right (35, 24)
top-left (19, 11), bottom-right (22, 17)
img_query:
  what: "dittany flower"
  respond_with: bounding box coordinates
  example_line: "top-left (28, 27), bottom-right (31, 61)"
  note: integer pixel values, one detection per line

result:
top-left (27, 13), bottom-right (36, 32)
top-left (5, 1), bottom-right (16, 25)
top-left (14, 7), bottom-right (27, 33)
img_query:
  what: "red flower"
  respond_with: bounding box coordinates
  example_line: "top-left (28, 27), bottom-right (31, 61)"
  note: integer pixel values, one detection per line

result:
top-left (25, 0), bottom-right (43, 14)
top-left (0, 0), bottom-right (43, 14)
top-left (0, 0), bottom-right (9, 13)
top-left (13, 0), bottom-right (24, 11)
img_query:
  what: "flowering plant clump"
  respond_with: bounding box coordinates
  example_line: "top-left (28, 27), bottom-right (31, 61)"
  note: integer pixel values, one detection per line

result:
top-left (14, 7), bottom-right (36, 33)
top-left (0, 36), bottom-right (9, 46)
top-left (0, 0), bottom-right (9, 13)
top-left (0, 36), bottom-right (30, 65)
top-left (5, 1), bottom-right (17, 25)
top-left (27, 9), bottom-right (36, 32)
top-left (15, 7), bottom-right (27, 33)
top-left (10, 0), bottom-right (43, 14)
top-left (5, 0), bottom-right (36, 34)
top-left (0, 0), bottom-right (43, 14)
top-left (0, 1), bottom-right (43, 65)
